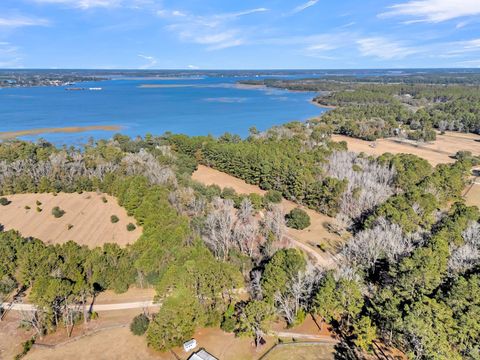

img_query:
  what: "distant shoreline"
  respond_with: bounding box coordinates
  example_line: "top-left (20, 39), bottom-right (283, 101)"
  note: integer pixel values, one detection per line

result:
top-left (0, 125), bottom-right (121, 140)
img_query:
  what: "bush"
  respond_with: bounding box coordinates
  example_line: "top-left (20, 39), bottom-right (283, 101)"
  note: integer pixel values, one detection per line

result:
top-left (24, 206), bottom-right (31, 210)
top-left (102, 196), bottom-right (108, 203)
top-left (67, 224), bottom-right (74, 230)
top-left (130, 314), bottom-right (150, 336)
top-left (0, 197), bottom-right (10, 206)
top-left (285, 208), bottom-right (311, 230)
top-left (36, 207), bottom-right (42, 212)
top-left (111, 215), bottom-right (120, 223)
top-left (264, 190), bottom-right (283, 204)
top-left (36, 200), bottom-right (42, 206)
top-left (126, 223), bottom-right (136, 231)
top-left (51, 206), bottom-right (66, 218)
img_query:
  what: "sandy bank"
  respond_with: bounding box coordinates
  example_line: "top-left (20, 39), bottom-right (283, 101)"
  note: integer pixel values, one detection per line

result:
top-left (0, 125), bottom-right (121, 140)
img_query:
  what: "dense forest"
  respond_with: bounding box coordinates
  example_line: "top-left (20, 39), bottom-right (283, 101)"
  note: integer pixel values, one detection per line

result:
top-left (242, 76), bottom-right (480, 141)
top-left (1, 126), bottom-right (479, 359)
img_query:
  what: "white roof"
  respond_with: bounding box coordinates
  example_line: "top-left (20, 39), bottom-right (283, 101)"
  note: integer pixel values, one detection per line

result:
top-left (188, 349), bottom-right (218, 360)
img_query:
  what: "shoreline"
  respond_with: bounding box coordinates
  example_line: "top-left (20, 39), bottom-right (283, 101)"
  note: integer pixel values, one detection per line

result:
top-left (0, 125), bottom-right (121, 140)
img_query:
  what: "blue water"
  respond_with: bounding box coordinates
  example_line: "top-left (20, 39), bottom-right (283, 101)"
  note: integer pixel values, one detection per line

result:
top-left (0, 76), bottom-right (324, 145)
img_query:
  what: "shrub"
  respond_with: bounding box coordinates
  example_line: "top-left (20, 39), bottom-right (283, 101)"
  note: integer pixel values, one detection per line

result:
top-left (52, 206), bottom-right (66, 218)
top-left (264, 190), bottom-right (282, 204)
top-left (24, 206), bottom-right (31, 210)
top-left (248, 193), bottom-right (264, 210)
top-left (127, 223), bottom-right (136, 231)
top-left (102, 196), bottom-right (108, 203)
top-left (36, 207), bottom-right (42, 213)
top-left (0, 197), bottom-right (10, 206)
top-left (67, 224), bottom-right (74, 230)
top-left (130, 314), bottom-right (149, 336)
top-left (285, 208), bottom-right (311, 230)
top-left (111, 215), bottom-right (120, 223)
top-left (36, 200), bottom-right (42, 206)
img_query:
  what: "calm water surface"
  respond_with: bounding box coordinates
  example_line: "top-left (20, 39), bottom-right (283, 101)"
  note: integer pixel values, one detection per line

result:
top-left (0, 76), bottom-right (324, 145)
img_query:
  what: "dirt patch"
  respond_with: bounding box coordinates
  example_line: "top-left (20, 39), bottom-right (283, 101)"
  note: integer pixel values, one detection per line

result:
top-left (332, 131), bottom-right (480, 166)
top-left (0, 192), bottom-right (141, 247)
top-left (192, 165), bottom-right (344, 268)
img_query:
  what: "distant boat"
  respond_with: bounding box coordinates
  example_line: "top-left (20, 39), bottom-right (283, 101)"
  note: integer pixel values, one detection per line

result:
top-left (65, 87), bottom-right (85, 91)
top-left (89, 87), bottom-right (102, 91)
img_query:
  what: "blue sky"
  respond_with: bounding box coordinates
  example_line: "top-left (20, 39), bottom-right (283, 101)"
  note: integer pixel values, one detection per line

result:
top-left (1, 0), bottom-right (480, 69)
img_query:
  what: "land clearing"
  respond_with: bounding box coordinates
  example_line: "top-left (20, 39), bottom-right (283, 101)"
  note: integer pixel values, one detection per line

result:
top-left (262, 343), bottom-right (335, 360)
top-left (192, 165), bottom-right (344, 268)
top-left (0, 192), bottom-right (142, 247)
top-left (24, 320), bottom-right (274, 360)
top-left (332, 131), bottom-right (480, 166)
top-left (465, 181), bottom-right (480, 208)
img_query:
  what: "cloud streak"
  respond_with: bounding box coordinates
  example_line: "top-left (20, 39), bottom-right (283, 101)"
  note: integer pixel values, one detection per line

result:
top-left (0, 16), bottom-right (49, 27)
top-left (292, 0), bottom-right (319, 14)
top-left (158, 7), bottom-right (269, 50)
top-left (380, 0), bottom-right (480, 23)
top-left (138, 54), bottom-right (157, 69)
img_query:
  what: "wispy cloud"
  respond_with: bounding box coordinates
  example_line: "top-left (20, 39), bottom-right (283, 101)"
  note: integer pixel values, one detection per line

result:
top-left (292, 0), bottom-right (319, 14)
top-left (158, 7), bottom-right (269, 50)
top-left (31, 0), bottom-right (132, 9)
top-left (0, 42), bottom-right (23, 68)
top-left (357, 37), bottom-right (419, 59)
top-left (0, 16), bottom-right (49, 27)
top-left (380, 0), bottom-right (480, 23)
top-left (138, 54), bottom-right (157, 69)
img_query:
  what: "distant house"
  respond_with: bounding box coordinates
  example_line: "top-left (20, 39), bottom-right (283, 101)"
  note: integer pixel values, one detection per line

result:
top-left (183, 339), bottom-right (197, 352)
top-left (188, 349), bottom-right (218, 360)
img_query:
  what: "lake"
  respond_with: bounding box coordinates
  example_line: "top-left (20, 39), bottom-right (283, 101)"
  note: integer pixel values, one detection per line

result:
top-left (0, 75), bottom-right (325, 145)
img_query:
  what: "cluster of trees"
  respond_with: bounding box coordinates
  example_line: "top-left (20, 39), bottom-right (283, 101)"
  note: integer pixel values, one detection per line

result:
top-left (167, 134), bottom-right (351, 216)
top-left (0, 138), bottom-right (243, 349)
top-left (243, 77), bottom-right (480, 140)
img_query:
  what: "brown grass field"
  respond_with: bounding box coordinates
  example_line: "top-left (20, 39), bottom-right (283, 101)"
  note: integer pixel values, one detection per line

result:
top-left (0, 192), bottom-right (141, 247)
top-left (263, 343), bottom-right (335, 360)
top-left (192, 165), bottom-right (344, 267)
top-left (332, 131), bottom-right (480, 166)
top-left (465, 183), bottom-right (480, 208)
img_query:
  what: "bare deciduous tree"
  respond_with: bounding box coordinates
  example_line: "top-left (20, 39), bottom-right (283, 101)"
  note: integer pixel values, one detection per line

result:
top-left (325, 151), bottom-right (396, 220)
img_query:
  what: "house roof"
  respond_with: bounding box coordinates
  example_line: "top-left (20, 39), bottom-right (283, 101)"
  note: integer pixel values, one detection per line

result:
top-left (188, 349), bottom-right (218, 360)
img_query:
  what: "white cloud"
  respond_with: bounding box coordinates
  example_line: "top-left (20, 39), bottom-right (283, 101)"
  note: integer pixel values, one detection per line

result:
top-left (158, 7), bottom-right (268, 50)
top-left (138, 54), bottom-right (157, 69)
top-left (0, 42), bottom-right (23, 68)
top-left (31, 0), bottom-right (128, 9)
top-left (380, 0), bottom-right (480, 23)
top-left (357, 37), bottom-right (419, 59)
top-left (0, 16), bottom-right (49, 27)
top-left (292, 0), bottom-right (319, 14)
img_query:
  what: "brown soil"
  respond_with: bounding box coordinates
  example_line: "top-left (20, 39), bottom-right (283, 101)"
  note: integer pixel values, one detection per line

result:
top-left (0, 192), bottom-right (141, 247)
top-left (192, 165), bottom-right (344, 268)
top-left (0, 125), bottom-right (121, 140)
top-left (332, 131), bottom-right (480, 166)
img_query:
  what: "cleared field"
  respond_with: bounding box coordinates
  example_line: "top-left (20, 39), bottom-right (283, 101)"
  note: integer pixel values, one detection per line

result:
top-left (192, 165), bottom-right (343, 267)
top-left (25, 324), bottom-right (273, 360)
top-left (263, 343), bottom-right (335, 360)
top-left (465, 183), bottom-right (480, 208)
top-left (332, 131), bottom-right (480, 166)
top-left (0, 192), bottom-right (141, 247)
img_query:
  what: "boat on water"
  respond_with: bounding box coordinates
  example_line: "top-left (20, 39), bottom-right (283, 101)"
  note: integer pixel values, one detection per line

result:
top-left (89, 87), bottom-right (102, 91)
